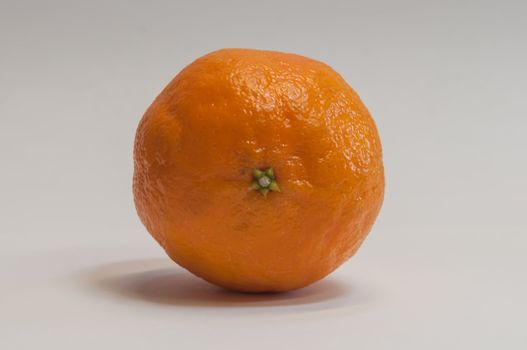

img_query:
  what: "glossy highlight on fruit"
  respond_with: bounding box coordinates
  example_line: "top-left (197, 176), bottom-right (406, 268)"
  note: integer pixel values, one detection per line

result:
top-left (133, 48), bottom-right (384, 292)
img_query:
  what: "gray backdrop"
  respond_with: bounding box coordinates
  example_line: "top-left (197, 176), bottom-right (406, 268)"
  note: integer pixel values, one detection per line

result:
top-left (1, 0), bottom-right (526, 349)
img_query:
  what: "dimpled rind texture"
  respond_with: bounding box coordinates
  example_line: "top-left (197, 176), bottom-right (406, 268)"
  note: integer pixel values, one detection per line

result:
top-left (133, 49), bottom-right (384, 292)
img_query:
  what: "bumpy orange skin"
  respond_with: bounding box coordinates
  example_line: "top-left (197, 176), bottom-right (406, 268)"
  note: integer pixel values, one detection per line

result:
top-left (133, 49), bottom-right (384, 292)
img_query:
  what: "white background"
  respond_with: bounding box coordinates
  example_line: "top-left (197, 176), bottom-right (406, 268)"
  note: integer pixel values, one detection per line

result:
top-left (1, 0), bottom-right (526, 349)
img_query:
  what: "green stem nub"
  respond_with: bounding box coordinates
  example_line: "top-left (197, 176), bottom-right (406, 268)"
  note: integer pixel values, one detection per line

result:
top-left (250, 167), bottom-right (280, 197)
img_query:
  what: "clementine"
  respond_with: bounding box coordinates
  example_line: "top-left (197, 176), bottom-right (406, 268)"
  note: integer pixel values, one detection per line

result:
top-left (133, 48), bottom-right (384, 292)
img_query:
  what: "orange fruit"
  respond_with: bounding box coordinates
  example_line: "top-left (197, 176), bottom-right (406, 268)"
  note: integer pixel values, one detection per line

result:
top-left (133, 49), bottom-right (384, 292)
